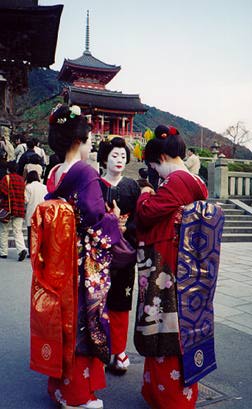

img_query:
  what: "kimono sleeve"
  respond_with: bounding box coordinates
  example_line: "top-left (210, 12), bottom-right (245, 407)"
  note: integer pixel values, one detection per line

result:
top-left (137, 176), bottom-right (182, 227)
top-left (77, 171), bottom-right (120, 245)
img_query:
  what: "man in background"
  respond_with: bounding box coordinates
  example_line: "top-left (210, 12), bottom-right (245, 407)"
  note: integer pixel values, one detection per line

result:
top-left (33, 137), bottom-right (47, 167)
top-left (185, 147), bottom-right (201, 175)
top-left (14, 134), bottom-right (27, 163)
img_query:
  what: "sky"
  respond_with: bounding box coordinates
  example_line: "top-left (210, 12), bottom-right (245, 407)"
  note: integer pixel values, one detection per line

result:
top-left (40, 0), bottom-right (252, 147)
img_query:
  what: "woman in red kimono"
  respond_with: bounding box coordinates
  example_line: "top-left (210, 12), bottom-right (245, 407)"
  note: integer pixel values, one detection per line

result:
top-left (134, 130), bottom-right (208, 409)
top-left (30, 105), bottom-right (121, 409)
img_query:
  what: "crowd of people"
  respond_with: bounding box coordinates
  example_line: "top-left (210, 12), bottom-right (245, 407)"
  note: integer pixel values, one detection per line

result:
top-left (1, 106), bottom-right (223, 409)
top-left (0, 133), bottom-right (52, 260)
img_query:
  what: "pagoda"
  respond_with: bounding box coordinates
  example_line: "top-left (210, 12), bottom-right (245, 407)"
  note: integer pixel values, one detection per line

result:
top-left (58, 11), bottom-right (147, 136)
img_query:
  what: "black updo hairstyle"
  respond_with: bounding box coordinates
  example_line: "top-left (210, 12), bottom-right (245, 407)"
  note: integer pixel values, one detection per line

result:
top-left (144, 131), bottom-right (186, 164)
top-left (48, 104), bottom-right (91, 161)
top-left (26, 170), bottom-right (40, 184)
top-left (98, 137), bottom-right (130, 169)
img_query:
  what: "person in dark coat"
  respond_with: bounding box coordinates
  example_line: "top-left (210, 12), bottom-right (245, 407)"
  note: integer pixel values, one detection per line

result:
top-left (18, 139), bottom-right (42, 176)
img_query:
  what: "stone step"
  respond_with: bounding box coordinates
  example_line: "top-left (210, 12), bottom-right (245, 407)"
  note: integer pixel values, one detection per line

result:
top-left (218, 203), bottom-right (237, 209)
top-left (224, 214), bottom-right (252, 221)
top-left (224, 220), bottom-right (252, 227)
top-left (222, 209), bottom-right (245, 215)
top-left (222, 233), bottom-right (252, 242)
top-left (223, 226), bottom-right (252, 234)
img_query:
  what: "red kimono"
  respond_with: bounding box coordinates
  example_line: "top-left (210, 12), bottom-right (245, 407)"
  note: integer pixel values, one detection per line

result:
top-left (135, 170), bottom-right (208, 409)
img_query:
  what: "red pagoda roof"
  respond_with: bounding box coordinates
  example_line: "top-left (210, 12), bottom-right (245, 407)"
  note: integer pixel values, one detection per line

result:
top-left (58, 11), bottom-right (121, 85)
top-left (65, 86), bottom-right (147, 113)
top-left (58, 53), bottom-right (121, 84)
top-left (68, 51), bottom-right (121, 71)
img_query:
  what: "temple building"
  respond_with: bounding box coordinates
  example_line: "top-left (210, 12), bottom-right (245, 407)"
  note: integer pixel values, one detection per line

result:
top-left (0, 0), bottom-right (63, 116)
top-left (58, 11), bottom-right (147, 136)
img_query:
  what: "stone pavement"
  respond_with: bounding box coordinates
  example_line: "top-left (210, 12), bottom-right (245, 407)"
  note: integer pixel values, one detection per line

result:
top-left (0, 243), bottom-right (252, 408)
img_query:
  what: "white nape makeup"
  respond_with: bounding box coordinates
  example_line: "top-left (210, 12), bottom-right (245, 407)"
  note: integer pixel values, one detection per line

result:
top-left (80, 131), bottom-right (92, 161)
top-left (150, 155), bottom-right (189, 179)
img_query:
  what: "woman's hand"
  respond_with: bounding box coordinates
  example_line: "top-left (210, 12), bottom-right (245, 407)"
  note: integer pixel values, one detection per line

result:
top-left (141, 186), bottom-right (155, 195)
top-left (118, 213), bottom-right (129, 234)
top-left (105, 200), bottom-right (121, 219)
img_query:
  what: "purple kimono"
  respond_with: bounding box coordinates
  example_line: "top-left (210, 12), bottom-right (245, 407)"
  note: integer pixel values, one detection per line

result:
top-left (46, 160), bottom-right (120, 364)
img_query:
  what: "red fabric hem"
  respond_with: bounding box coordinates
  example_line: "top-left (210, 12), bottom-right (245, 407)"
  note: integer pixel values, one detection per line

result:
top-left (48, 356), bottom-right (105, 406)
top-left (108, 310), bottom-right (129, 354)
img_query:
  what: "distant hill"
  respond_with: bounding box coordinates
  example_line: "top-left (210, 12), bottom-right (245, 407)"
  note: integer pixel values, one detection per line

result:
top-left (134, 107), bottom-right (252, 159)
top-left (14, 68), bottom-right (252, 159)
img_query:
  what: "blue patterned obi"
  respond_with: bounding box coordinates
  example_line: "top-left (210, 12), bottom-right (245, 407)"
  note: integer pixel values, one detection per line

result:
top-left (177, 200), bottom-right (225, 386)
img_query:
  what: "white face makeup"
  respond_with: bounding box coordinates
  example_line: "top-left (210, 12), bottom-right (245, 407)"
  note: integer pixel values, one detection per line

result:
top-left (80, 132), bottom-right (92, 161)
top-left (106, 147), bottom-right (127, 175)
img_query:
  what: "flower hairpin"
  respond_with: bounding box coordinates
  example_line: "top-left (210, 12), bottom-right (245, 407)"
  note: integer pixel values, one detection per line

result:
top-left (49, 104), bottom-right (82, 125)
top-left (57, 118), bottom-right (67, 124)
top-left (69, 105), bottom-right (81, 118)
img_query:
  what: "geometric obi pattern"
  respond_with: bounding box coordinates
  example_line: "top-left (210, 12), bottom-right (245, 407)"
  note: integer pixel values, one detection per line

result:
top-left (177, 200), bottom-right (225, 386)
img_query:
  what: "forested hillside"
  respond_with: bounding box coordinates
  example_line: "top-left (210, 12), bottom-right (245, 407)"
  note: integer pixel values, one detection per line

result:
top-left (13, 68), bottom-right (252, 159)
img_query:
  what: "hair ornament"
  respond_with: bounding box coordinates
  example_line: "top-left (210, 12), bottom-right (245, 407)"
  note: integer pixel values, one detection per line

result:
top-left (154, 124), bottom-right (179, 139)
top-left (49, 104), bottom-right (82, 125)
top-left (168, 126), bottom-right (179, 135)
top-left (69, 105), bottom-right (81, 118)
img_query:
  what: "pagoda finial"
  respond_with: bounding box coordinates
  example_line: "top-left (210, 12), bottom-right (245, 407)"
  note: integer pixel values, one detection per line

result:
top-left (85, 10), bottom-right (91, 55)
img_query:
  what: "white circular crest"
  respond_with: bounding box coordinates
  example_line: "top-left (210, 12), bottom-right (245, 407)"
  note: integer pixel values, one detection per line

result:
top-left (41, 343), bottom-right (52, 361)
top-left (194, 349), bottom-right (204, 367)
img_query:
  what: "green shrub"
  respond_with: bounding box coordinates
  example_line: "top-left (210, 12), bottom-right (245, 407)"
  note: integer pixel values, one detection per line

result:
top-left (228, 163), bottom-right (252, 172)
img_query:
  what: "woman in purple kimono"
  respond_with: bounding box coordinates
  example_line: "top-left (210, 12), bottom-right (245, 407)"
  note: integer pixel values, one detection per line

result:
top-left (45, 105), bottom-right (121, 409)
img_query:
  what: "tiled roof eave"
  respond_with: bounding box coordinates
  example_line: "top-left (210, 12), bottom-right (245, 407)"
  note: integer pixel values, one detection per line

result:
top-left (64, 60), bottom-right (121, 73)
top-left (67, 88), bottom-right (147, 113)
top-left (69, 86), bottom-right (141, 99)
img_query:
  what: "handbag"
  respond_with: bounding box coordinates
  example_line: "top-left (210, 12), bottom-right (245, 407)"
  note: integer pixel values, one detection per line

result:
top-left (111, 233), bottom-right (136, 269)
top-left (0, 175), bottom-right (11, 223)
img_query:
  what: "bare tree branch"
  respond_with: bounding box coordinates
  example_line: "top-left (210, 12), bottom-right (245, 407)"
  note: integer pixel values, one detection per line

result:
top-left (224, 121), bottom-right (251, 157)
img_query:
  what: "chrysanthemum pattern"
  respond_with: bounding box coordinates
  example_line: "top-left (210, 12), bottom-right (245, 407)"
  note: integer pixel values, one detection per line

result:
top-left (183, 387), bottom-right (193, 401)
top-left (54, 389), bottom-right (66, 405)
top-left (144, 371), bottom-right (151, 384)
top-left (170, 369), bottom-right (180, 380)
top-left (83, 367), bottom-right (90, 378)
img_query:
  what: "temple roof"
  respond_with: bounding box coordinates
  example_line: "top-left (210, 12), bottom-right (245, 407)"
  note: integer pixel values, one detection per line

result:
top-left (67, 52), bottom-right (121, 71)
top-left (0, 5), bottom-right (63, 67)
top-left (58, 10), bottom-right (121, 84)
top-left (58, 54), bottom-right (121, 84)
top-left (66, 86), bottom-right (147, 113)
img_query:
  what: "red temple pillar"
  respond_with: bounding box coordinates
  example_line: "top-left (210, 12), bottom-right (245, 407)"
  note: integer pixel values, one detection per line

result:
top-left (116, 117), bottom-right (120, 135)
top-left (93, 115), bottom-right (99, 134)
top-left (100, 114), bottom-right (104, 135)
top-left (129, 116), bottom-right (133, 135)
top-left (122, 117), bottom-right (126, 136)
top-left (112, 119), bottom-right (116, 134)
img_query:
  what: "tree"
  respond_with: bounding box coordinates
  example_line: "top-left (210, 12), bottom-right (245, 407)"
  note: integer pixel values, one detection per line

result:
top-left (224, 121), bottom-right (251, 157)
